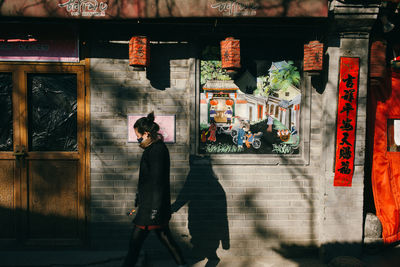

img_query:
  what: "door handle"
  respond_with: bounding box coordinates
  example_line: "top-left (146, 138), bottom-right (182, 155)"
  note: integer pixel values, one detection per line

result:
top-left (14, 145), bottom-right (27, 158)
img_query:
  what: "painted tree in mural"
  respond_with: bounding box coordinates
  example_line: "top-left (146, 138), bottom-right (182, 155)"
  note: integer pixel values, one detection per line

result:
top-left (200, 61), bottom-right (230, 85)
top-left (253, 76), bottom-right (269, 97)
top-left (200, 46), bottom-right (230, 85)
top-left (265, 61), bottom-right (300, 95)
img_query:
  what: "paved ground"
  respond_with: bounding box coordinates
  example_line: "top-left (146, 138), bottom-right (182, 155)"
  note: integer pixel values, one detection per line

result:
top-left (0, 251), bottom-right (126, 267)
top-left (0, 251), bottom-right (326, 267)
top-left (362, 244), bottom-right (400, 267)
top-left (1, 245), bottom-right (400, 267)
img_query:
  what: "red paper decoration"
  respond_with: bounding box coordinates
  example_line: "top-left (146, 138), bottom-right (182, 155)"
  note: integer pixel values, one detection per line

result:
top-left (226, 99), bottom-right (234, 106)
top-left (129, 36), bottom-right (150, 70)
top-left (334, 57), bottom-right (360, 187)
top-left (221, 37), bottom-right (241, 73)
top-left (304, 40), bottom-right (323, 72)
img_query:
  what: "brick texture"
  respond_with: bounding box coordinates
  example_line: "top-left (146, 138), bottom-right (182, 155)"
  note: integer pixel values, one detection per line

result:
top-left (88, 40), bottom-right (363, 260)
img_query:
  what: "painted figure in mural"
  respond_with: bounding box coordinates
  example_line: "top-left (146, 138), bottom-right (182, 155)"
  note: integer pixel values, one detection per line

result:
top-left (209, 106), bottom-right (217, 123)
top-left (291, 122), bottom-right (297, 135)
top-left (123, 112), bottom-right (187, 267)
top-left (237, 126), bottom-right (246, 148)
top-left (201, 130), bottom-right (208, 143)
top-left (245, 131), bottom-right (254, 148)
top-left (208, 122), bottom-right (217, 142)
top-left (225, 106), bottom-right (233, 124)
top-left (266, 111), bottom-right (273, 132)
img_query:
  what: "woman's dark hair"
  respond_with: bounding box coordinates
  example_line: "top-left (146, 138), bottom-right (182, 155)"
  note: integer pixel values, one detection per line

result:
top-left (134, 112), bottom-right (162, 140)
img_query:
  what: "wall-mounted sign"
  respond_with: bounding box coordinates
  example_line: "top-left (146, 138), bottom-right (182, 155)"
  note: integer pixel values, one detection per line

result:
top-left (58, 0), bottom-right (108, 17)
top-left (0, 0), bottom-right (328, 19)
top-left (334, 57), bottom-right (360, 187)
top-left (0, 27), bottom-right (79, 62)
top-left (128, 115), bottom-right (176, 143)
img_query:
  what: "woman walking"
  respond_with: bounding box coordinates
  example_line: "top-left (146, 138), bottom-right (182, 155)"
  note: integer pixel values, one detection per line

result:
top-left (123, 112), bottom-right (187, 267)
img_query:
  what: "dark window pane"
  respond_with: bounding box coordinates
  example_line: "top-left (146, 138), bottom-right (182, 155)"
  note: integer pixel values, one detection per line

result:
top-left (28, 74), bottom-right (77, 151)
top-left (0, 73), bottom-right (13, 151)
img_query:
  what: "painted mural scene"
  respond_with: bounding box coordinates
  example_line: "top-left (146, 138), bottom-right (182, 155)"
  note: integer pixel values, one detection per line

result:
top-left (199, 48), bottom-right (301, 154)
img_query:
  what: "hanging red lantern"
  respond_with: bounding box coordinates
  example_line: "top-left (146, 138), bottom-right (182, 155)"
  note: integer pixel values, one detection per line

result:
top-left (304, 40), bottom-right (323, 72)
top-left (129, 36), bottom-right (150, 70)
top-left (221, 37), bottom-right (241, 74)
top-left (210, 99), bottom-right (218, 106)
top-left (226, 99), bottom-right (234, 106)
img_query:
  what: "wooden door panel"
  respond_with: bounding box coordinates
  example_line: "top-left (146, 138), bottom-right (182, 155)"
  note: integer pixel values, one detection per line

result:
top-left (0, 63), bottom-right (88, 248)
top-left (0, 160), bottom-right (16, 239)
top-left (28, 160), bottom-right (79, 239)
top-left (23, 67), bottom-right (85, 245)
top-left (0, 71), bottom-right (18, 245)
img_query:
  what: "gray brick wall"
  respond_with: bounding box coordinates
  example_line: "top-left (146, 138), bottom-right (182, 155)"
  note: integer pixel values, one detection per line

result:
top-left (318, 35), bottom-right (370, 261)
top-left (88, 40), bottom-right (361, 260)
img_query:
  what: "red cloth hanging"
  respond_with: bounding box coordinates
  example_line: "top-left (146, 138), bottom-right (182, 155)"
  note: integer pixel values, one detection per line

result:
top-left (372, 69), bottom-right (400, 243)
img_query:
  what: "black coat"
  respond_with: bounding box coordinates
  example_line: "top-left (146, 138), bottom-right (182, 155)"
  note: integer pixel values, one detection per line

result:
top-left (133, 140), bottom-right (172, 226)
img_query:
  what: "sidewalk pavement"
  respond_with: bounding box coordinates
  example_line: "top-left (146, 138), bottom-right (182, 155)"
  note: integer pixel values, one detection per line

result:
top-left (0, 250), bottom-right (326, 267)
top-left (1, 245), bottom-right (400, 267)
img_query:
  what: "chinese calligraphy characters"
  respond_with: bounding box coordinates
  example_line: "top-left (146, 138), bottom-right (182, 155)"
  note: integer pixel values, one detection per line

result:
top-left (334, 57), bottom-right (360, 186)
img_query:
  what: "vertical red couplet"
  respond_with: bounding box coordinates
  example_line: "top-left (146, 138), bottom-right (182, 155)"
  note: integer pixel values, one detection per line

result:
top-left (334, 57), bottom-right (360, 186)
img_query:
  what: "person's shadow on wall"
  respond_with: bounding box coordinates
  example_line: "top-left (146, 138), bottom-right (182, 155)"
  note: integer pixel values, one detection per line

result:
top-left (171, 155), bottom-right (230, 267)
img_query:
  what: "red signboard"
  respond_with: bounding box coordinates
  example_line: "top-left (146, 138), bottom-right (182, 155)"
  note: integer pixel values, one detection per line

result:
top-left (334, 57), bottom-right (360, 186)
top-left (0, 0), bottom-right (328, 19)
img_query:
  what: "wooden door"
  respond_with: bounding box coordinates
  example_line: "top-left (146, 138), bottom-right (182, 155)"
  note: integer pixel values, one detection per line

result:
top-left (0, 70), bottom-right (18, 247)
top-left (0, 64), bottom-right (87, 247)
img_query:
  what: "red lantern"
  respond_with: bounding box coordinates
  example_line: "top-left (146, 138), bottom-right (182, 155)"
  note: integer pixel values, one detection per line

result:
top-left (129, 36), bottom-right (150, 70)
top-left (226, 99), bottom-right (234, 106)
top-left (304, 40), bottom-right (323, 72)
top-left (210, 99), bottom-right (218, 106)
top-left (221, 37), bottom-right (241, 73)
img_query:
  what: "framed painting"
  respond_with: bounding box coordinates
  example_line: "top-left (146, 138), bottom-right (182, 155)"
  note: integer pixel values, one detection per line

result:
top-left (199, 55), bottom-right (301, 155)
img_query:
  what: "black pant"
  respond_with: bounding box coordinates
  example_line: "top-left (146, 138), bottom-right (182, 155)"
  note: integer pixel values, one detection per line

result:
top-left (122, 225), bottom-right (186, 267)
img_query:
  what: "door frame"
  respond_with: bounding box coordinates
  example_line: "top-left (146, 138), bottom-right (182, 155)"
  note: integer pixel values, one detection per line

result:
top-left (0, 60), bottom-right (91, 248)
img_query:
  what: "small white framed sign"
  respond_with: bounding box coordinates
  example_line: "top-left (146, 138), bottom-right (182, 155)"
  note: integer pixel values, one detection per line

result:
top-left (127, 114), bottom-right (176, 143)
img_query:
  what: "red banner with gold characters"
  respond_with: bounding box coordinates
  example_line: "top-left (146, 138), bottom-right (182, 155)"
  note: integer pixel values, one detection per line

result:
top-left (334, 57), bottom-right (360, 186)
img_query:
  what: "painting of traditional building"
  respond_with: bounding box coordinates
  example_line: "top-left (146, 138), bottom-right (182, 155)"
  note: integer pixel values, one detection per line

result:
top-left (200, 80), bottom-right (268, 125)
top-left (199, 59), bottom-right (301, 154)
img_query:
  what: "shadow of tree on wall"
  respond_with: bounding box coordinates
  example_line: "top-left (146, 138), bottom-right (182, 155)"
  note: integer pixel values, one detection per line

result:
top-left (0, 44), bottom-right (346, 267)
top-left (86, 38), bottom-right (195, 259)
top-left (171, 155), bottom-right (230, 267)
top-left (0, 10), bottom-right (387, 267)
top-left (146, 43), bottom-right (196, 90)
